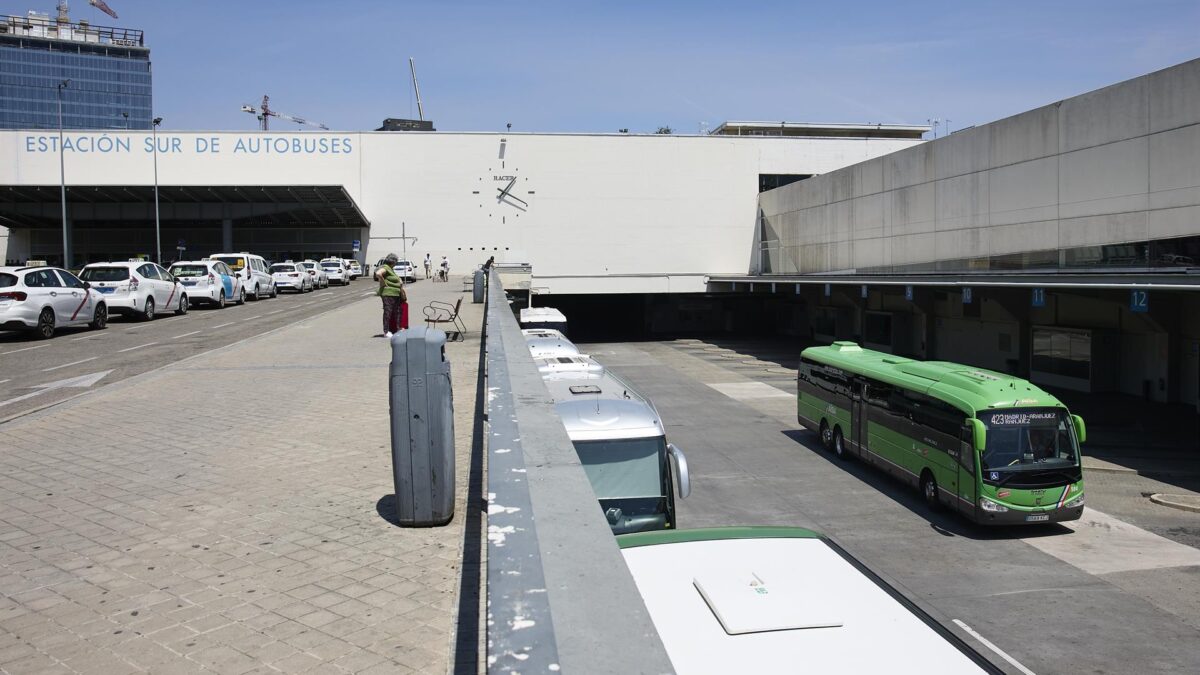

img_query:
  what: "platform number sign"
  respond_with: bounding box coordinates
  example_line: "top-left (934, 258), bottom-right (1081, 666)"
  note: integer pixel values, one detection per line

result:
top-left (1032, 288), bottom-right (1046, 307)
top-left (962, 287), bottom-right (973, 304)
top-left (905, 285), bottom-right (914, 301)
top-left (824, 283), bottom-right (831, 298)
top-left (352, 239), bottom-right (361, 253)
top-left (1130, 289), bottom-right (1149, 313)
top-left (861, 285), bottom-right (868, 299)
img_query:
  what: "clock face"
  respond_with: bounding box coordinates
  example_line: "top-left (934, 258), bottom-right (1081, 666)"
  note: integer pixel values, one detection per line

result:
top-left (475, 138), bottom-right (533, 224)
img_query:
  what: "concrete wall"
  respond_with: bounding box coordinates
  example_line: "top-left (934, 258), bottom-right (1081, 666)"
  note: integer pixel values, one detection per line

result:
top-left (0, 130), bottom-right (921, 292)
top-left (758, 58), bottom-right (1200, 274)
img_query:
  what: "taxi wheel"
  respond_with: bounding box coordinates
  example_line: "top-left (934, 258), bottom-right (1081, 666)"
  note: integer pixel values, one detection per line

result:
top-left (216, 291), bottom-right (226, 309)
top-left (175, 295), bottom-right (188, 315)
top-left (236, 288), bottom-right (246, 305)
top-left (36, 308), bottom-right (55, 339)
top-left (142, 297), bottom-right (156, 321)
top-left (249, 284), bottom-right (259, 301)
top-left (269, 284), bottom-right (278, 299)
top-left (89, 303), bottom-right (108, 330)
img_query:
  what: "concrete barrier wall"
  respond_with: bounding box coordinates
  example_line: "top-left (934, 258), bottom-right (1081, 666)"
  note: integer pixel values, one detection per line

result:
top-left (484, 272), bottom-right (672, 673)
top-left (758, 58), bottom-right (1200, 274)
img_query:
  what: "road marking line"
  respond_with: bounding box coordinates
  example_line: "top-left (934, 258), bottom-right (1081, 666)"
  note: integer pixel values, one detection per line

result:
top-left (1, 345), bottom-right (49, 356)
top-left (72, 333), bottom-right (102, 342)
top-left (117, 342), bottom-right (158, 353)
top-left (210, 322), bottom-right (235, 329)
top-left (172, 331), bottom-right (200, 339)
top-left (952, 620), bottom-right (1036, 675)
top-left (706, 381), bottom-right (793, 399)
top-left (317, 292), bottom-right (333, 296)
top-left (43, 356), bottom-right (98, 372)
top-left (1020, 508), bottom-right (1200, 575)
top-left (0, 379), bottom-right (10, 385)
top-left (264, 309), bottom-right (285, 316)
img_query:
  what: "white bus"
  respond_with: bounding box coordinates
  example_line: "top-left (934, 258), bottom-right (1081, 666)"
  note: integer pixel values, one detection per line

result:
top-left (618, 527), bottom-right (1001, 674)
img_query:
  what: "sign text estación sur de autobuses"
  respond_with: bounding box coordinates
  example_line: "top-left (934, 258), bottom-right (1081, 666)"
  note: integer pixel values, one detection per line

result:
top-left (22, 134), bottom-right (355, 155)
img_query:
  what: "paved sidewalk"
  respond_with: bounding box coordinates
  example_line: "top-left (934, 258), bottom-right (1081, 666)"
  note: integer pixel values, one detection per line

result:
top-left (0, 278), bottom-right (483, 674)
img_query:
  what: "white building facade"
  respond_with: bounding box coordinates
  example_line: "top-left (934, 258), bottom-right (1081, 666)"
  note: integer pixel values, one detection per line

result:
top-left (0, 129), bottom-right (924, 294)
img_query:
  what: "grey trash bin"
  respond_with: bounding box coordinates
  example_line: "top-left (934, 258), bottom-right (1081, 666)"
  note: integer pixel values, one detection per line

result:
top-left (472, 268), bottom-right (485, 304)
top-left (389, 326), bottom-right (455, 526)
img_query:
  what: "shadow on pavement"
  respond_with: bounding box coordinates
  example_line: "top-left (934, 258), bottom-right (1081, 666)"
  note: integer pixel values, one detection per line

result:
top-left (451, 304), bottom-right (487, 674)
top-left (374, 494), bottom-right (401, 527)
top-left (780, 429), bottom-right (1074, 541)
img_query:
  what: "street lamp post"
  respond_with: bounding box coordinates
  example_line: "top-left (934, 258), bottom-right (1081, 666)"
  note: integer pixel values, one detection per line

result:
top-left (57, 79), bottom-right (70, 267)
top-left (152, 117), bottom-right (163, 264)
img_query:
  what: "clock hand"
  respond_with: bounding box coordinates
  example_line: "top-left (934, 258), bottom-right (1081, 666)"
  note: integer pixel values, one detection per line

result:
top-left (496, 176), bottom-right (517, 200)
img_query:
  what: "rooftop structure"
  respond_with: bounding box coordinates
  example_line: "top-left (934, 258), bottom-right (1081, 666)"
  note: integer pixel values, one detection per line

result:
top-left (0, 10), bottom-right (151, 130)
top-left (709, 120), bottom-right (929, 140)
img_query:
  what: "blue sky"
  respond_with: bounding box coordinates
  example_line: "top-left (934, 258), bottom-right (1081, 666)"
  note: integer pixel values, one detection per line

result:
top-left (12, 0), bottom-right (1198, 133)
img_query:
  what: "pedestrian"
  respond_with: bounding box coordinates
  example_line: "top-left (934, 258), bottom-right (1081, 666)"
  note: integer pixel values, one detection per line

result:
top-left (483, 255), bottom-right (495, 271)
top-left (424, 253), bottom-right (432, 280)
top-left (375, 253), bottom-right (407, 337)
top-left (439, 255), bottom-right (450, 282)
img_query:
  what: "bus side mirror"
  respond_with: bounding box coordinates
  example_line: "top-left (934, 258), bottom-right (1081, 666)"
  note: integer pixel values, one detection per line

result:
top-left (1071, 415), bottom-right (1087, 444)
top-left (668, 443), bottom-right (691, 499)
top-left (968, 418), bottom-right (987, 453)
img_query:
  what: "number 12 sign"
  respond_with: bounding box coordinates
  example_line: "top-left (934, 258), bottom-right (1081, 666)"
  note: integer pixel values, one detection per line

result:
top-left (1130, 289), bottom-right (1149, 313)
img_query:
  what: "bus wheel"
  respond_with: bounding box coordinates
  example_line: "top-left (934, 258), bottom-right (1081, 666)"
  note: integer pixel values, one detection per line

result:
top-left (832, 428), bottom-right (847, 460)
top-left (819, 420), bottom-right (833, 450)
top-left (921, 471), bottom-right (942, 511)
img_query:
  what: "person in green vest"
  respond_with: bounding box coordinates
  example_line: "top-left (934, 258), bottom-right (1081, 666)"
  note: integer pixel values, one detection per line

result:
top-left (375, 253), bottom-right (407, 337)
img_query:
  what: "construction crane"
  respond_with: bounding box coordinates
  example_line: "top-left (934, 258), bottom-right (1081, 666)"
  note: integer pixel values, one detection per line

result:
top-left (55, 1), bottom-right (119, 22)
top-left (240, 96), bottom-right (329, 131)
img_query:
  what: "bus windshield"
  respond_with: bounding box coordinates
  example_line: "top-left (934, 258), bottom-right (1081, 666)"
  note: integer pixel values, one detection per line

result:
top-left (979, 408), bottom-right (1080, 482)
top-left (573, 437), bottom-right (669, 534)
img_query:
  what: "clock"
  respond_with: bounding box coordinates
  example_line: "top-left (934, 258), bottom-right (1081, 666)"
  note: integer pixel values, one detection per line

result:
top-left (474, 138), bottom-right (534, 224)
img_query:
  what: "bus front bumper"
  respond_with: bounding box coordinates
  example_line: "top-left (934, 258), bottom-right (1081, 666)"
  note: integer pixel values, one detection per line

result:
top-left (976, 504), bottom-right (1084, 525)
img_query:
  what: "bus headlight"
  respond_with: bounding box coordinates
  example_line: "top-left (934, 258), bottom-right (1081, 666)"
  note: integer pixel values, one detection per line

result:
top-left (1064, 494), bottom-right (1084, 509)
top-left (979, 498), bottom-right (1009, 513)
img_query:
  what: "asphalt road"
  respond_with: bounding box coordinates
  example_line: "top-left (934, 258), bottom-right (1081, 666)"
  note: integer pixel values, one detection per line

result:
top-left (0, 280), bottom-right (379, 421)
top-left (584, 338), bottom-right (1200, 675)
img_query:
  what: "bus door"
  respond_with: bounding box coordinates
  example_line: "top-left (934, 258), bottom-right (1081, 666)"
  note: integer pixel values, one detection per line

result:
top-left (851, 380), bottom-right (867, 458)
top-left (958, 423), bottom-right (979, 516)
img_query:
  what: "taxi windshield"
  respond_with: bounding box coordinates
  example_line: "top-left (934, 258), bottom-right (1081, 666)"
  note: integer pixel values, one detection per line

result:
top-left (213, 257), bottom-right (245, 271)
top-left (170, 265), bottom-right (209, 277)
top-left (79, 267), bottom-right (130, 282)
top-left (270, 264), bottom-right (295, 273)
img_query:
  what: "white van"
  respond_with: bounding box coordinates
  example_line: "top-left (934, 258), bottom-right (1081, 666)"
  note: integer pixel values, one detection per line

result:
top-left (208, 253), bottom-right (276, 300)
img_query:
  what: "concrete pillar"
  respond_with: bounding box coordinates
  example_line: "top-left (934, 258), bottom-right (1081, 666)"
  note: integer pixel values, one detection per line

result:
top-left (222, 218), bottom-right (233, 252)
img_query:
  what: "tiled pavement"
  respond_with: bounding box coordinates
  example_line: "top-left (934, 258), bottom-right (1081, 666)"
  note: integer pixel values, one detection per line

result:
top-left (0, 279), bottom-right (483, 674)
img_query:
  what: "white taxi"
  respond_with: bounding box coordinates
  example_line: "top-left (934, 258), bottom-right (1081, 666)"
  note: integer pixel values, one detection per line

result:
top-left (299, 261), bottom-right (329, 289)
top-left (320, 258), bottom-right (350, 285)
top-left (80, 261), bottom-right (189, 320)
top-left (168, 260), bottom-right (245, 308)
top-left (0, 265), bottom-right (108, 338)
top-left (270, 262), bottom-right (313, 293)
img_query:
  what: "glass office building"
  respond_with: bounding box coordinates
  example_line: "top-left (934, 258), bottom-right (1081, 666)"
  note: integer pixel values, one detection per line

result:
top-left (0, 12), bottom-right (151, 130)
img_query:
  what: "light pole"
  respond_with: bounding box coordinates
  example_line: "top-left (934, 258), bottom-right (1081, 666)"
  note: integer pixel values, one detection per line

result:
top-left (57, 79), bottom-right (70, 267)
top-left (152, 116), bottom-right (163, 264)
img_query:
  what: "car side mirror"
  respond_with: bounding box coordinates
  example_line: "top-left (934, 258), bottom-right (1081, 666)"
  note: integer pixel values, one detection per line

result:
top-left (667, 443), bottom-right (690, 499)
top-left (968, 418), bottom-right (987, 453)
top-left (1071, 415), bottom-right (1087, 444)
top-left (82, 281), bottom-right (91, 290)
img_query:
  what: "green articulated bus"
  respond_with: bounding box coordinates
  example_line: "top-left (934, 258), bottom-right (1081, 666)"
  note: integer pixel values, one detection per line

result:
top-left (797, 342), bottom-right (1087, 525)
